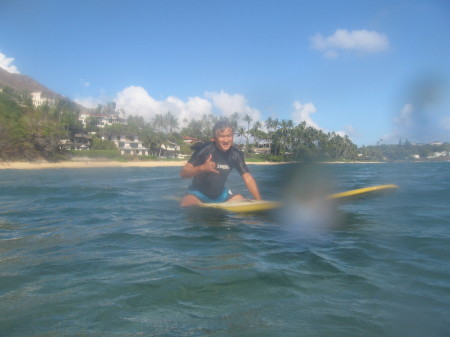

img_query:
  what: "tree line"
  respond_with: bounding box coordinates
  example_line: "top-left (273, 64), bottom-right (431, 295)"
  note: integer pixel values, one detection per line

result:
top-left (1, 86), bottom-right (447, 162)
top-left (358, 141), bottom-right (450, 161)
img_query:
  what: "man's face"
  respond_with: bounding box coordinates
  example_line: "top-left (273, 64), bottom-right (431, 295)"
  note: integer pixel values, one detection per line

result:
top-left (214, 127), bottom-right (233, 152)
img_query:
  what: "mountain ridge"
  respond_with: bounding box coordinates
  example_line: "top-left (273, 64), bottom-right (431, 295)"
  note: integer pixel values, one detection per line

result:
top-left (0, 67), bottom-right (66, 100)
top-left (0, 67), bottom-right (91, 111)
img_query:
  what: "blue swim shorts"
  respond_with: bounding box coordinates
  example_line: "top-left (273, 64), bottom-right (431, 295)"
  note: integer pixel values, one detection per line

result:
top-left (187, 188), bottom-right (233, 203)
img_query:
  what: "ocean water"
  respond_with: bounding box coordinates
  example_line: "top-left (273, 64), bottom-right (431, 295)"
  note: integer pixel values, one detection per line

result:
top-left (0, 162), bottom-right (449, 337)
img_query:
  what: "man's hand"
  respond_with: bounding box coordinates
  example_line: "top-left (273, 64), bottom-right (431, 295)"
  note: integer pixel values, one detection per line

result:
top-left (180, 154), bottom-right (219, 178)
top-left (201, 154), bottom-right (219, 174)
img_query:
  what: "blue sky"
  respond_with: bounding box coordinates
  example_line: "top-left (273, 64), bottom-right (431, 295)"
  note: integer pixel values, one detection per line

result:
top-left (1, 0), bottom-right (449, 146)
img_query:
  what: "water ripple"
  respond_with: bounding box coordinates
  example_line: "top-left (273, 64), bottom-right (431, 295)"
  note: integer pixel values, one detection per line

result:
top-left (0, 164), bottom-right (449, 336)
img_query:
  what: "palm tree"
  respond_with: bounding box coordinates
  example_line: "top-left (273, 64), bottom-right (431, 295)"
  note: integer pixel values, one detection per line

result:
top-left (280, 119), bottom-right (289, 156)
top-left (242, 114), bottom-right (253, 155)
top-left (201, 114), bottom-right (217, 139)
top-left (152, 114), bottom-right (164, 133)
top-left (164, 111), bottom-right (178, 136)
top-left (265, 117), bottom-right (280, 156)
top-left (285, 119), bottom-right (294, 156)
top-left (151, 114), bottom-right (168, 157)
top-left (230, 112), bottom-right (240, 131)
top-left (251, 120), bottom-right (262, 147)
top-left (181, 118), bottom-right (203, 140)
top-left (237, 126), bottom-right (246, 144)
top-left (265, 117), bottom-right (274, 155)
top-left (243, 114), bottom-right (253, 133)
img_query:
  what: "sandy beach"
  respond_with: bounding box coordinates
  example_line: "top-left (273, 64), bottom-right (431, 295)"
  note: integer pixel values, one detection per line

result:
top-left (0, 160), bottom-right (289, 170)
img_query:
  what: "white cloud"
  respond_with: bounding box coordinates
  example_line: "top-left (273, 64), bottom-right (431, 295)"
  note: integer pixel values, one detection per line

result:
top-left (291, 101), bottom-right (353, 139)
top-left (114, 86), bottom-right (185, 120)
top-left (82, 86), bottom-right (261, 127)
top-left (205, 90), bottom-right (261, 123)
top-left (291, 101), bottom-right (320, 129)
top-left (0, 52), bottom-right (20, 74)
top-left (311, 29), bottom-right (389, 58)
top-left (183, 96), bottom-right (214, 121)
top-left (163, 94), bottom-right (213, 123)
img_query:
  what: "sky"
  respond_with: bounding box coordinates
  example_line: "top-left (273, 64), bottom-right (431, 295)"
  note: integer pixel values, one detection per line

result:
top-left (1, 0), bottom-right (449, 146)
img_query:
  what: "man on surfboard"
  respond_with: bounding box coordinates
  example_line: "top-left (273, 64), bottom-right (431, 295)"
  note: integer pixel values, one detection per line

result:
top-left (180, 120), bottom-right (261, 207)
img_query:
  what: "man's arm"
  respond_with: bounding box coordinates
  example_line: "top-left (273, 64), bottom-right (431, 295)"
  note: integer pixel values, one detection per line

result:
top-left (180, 154), bottom-right (219, 178)
top-left (242, 172), bottom-right (261, 200)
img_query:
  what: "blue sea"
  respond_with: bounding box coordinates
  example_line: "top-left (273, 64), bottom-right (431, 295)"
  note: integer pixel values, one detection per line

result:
top-left (1, 162), bottom-right (449, 337)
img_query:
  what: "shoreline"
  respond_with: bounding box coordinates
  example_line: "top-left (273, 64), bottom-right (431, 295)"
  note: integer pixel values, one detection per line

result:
top-left (0, 160), bottom-right (292, 170)
top-left (0, 160), bottom-right (386, 170)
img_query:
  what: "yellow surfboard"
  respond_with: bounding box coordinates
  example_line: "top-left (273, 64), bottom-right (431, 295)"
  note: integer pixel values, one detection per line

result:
top-left (197, 184), bottom-right (399, 213)
top-left (198, 199), bottom-right (281, 213)
top-left (325, 184), bottom-right (399, 203)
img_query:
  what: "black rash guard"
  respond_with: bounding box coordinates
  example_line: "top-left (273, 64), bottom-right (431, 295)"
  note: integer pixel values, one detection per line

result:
top-left (188, 142), bottom-right (249, 199)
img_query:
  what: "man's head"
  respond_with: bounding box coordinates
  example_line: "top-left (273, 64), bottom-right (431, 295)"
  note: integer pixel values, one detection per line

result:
top-left (213, 120), bottom-right (234, 152)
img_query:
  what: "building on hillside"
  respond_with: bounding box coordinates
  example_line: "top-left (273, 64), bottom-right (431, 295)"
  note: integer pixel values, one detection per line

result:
top-left (73, 133), bottom-right (92, 150)
top-left (79, 111), bottom-right (127, 129)
top-left (252, 141), bottom-right (270, 155)
top-left (108, 134), bottom-right (149, 156)
top-left (427, 151), bottom-right (449, 159)
top-left (58, 139), bottom-right (73, 151)
top-left (31, 92), bottom-right (56, 107)
top-left (58, 133), bottom-right (92, 151)
top-left (159, 142), bottom-right (181, 158)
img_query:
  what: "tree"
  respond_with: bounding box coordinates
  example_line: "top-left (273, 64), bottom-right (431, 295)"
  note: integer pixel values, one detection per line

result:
top-left (265, 117), bottom-right (274, 155)
top-left (279, 119), bottom-right (294, 157)
top-left (236, 126), bottom-right (246, 143)
top-left (230, 112), bottom-right (240, 131)
top-left (181, 118), bottom-right (203, 140)
top-left (127, 115), bottom-right (145, 132)
top-left (151, 114), bottom-right (168, 157)
top-left (152, 114), bottom-right (165, 133)
top-left (0, 92), bottom-right (29, 160)
top-left (24, 109), bottom-right (68, 160)
top-left (85, 116), bottom-right (100, 132)
top-left (243, 114), bottom-right (253, 134)
top-left (165, 111), bottom-right (179, 136)
top-left (251, 121), bottom-right (263, 147)
top-left (91, 136), bottom-right (117, 150)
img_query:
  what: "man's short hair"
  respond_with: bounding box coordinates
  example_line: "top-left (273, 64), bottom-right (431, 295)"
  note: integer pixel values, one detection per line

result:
top-left (213, 120), bottom-right (233, 137)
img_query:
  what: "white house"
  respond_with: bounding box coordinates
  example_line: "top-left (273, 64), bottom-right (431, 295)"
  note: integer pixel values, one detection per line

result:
top-left (108, 134), bottom-right (149, 156)
top-left (31, 92), bottom-right (56, 107)
top-left (159, 142), bottom-right (181, 158)
top-left (427, 151), bottom-right (449, 159)
top-left (78, 112), bottom-right (127, 128)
